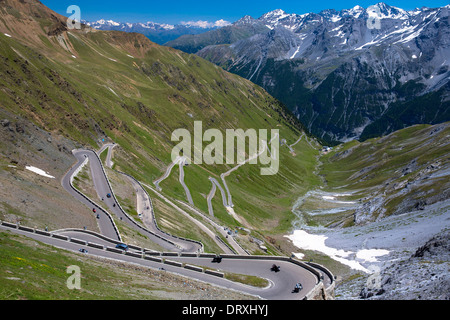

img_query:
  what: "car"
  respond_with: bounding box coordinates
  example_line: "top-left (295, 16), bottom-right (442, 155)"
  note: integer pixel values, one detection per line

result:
top-left (79, 248), bottom-right (88, 254)
top-left (106, 193), bottom-right (112, 198)
top-left (212, 254), bottom-right (222, 263)
top-left (115, 243), bottom-right (129, 251)
top-left (92, 208), bottom-right (96, 213)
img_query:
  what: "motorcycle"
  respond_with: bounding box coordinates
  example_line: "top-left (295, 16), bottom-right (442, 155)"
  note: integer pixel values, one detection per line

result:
top-left (292, 283), bottom-right (303, 293)
top-left (270, 264), bottom-right (281, 272)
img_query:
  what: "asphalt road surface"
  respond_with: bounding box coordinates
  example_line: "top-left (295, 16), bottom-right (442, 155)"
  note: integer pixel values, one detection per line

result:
top-left (62, 148), bottom-right (201, 252)
top-left (7, 145), bottom-right (332, 300)
top-left (0, 224), bottom-right (319, 300)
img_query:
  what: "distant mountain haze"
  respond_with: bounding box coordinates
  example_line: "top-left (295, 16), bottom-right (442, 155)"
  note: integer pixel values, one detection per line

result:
top-left (86, 19), bottom-right (232, 44)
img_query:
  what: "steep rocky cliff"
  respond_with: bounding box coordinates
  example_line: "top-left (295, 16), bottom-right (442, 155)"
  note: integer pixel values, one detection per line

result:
top-left (168, 3), bottom-right (450, 144)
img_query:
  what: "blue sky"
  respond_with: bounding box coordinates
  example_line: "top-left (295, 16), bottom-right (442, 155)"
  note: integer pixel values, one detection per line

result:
top-left (41, 1), bottom-right (449, 24)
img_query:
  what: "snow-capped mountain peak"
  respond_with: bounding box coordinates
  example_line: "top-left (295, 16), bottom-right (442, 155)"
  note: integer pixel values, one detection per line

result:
top-left (88, 19), bottom-right (121, 27)
top-left (262, 9), bottom-right (287, 18)
top-left (167, 3), bottom-right (450, 144)
top-left (342, 5), bottom-right (365, 18)
top-left (234, 15), bottom-right (257, 26)
top-left (87, 18), bottom-right (230, 44)
top-left (259, 9), bottom-right (291, 26)
top-left (369, 2), bottom-right (410, 20)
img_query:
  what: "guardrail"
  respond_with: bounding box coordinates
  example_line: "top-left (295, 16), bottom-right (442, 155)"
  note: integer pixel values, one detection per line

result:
top-left (47, 228), bottom-right (332, 292)
top-left (10, 145), bottom-right (334, 299)
top-left (70, 238), bottom-right (87, 245)
top-left (175, 200), bottom-right (245, 255)
top-left (67, 154), bottom-right (122, 242)
top-left (85, 148), bottom-right (187, 251)
top-left (70, 156), bottom-right (88, 185)
top-left (116, 170), bottom-right (204, 253)
top-left (184, 264), bottom-right (203, 272)
top-left (217, 254), bottom-right (322, 283)
top-left (0, 220), bottom-right (332, 299)
top-left (307, 261), bottom-right (335, 298)
top-left (0, 220), bottom-right (225, 277)
top-left (215, 235), bottom-right (237, 254)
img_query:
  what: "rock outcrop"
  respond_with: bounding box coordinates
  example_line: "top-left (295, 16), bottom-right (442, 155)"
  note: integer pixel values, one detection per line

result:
top-left (360, 231), bottom-right (449, 300)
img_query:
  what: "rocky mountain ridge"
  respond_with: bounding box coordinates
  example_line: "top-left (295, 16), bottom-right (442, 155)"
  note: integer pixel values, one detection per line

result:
top-left (167, 3), bottom-right (450, 144)
top-left (359, 230), bottom-right (449, 300)
top-left (86, 19), bottom-right (231, 45)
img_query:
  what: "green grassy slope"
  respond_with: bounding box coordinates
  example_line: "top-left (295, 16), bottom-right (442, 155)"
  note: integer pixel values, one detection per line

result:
top-left (318, 123), bottom-right (450, 226)
top-left (0, 0), bottom-right (319, 246)
top-left (0, 231), bottom-right (254, 300)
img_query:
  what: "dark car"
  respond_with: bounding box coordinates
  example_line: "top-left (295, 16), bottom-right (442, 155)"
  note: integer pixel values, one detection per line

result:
top-left (212, 254), bottom-right (222, 263)
top-left (79, 248), bottom-right (88, 254)
top-left (106, 193), bottom-right (112, 198)
top-left (115, 243), bottom-right (129, 251)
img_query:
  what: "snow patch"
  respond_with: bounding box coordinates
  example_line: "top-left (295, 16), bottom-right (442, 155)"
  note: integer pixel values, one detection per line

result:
top-left (394, 26), bottom-right (425, 44)
top-left (330, 15), bottom-right (342, 22)
top-left (290, 46), bottom-right (301, 59)
top-left (108, 87), bottom-right (119, 97)
top-left (25, 166), bottom-right (55, 179)
top-left (331, 25), bottom-right (344, 32)
top-left (356, 249), bottom-right (390, 262)
top-left (286, 230), bottom-right (390, 273)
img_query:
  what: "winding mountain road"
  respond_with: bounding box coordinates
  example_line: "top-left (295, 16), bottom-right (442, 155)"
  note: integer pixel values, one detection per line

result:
top-left (4, 144), bottom-right (334, 300)
top-left (61, 149), bottom-right (121, 241)
top-left (62, 148), bottom-right (201, 252)
top-left (178, 156), bottom-right (194, 206)
top-left (207, 177), bottom-right (229, 216)
top-left (0, 222), bottom-right (323, 300)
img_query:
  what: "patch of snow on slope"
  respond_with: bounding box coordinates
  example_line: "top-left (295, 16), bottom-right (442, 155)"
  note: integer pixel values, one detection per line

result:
top-left (286, 230), bottom-right (390, 273)
top-left (26, 166), bottom-right (55, 179)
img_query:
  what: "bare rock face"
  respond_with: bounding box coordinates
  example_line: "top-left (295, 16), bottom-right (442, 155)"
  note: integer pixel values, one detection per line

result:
top-left (353, 196), bottom-right (386, 225)
top-left (1, 118), bottom-right (10, 127)
top-left (360, 231), bottom-right (450, 300)
top-left (169, 3), bottom-right (450, 144)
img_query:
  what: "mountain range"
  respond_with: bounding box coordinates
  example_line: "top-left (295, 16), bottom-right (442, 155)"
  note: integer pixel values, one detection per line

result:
top-left (0, 0), bottom-right (312, 249)
top-left (86, 19), bottom-right (231, 45)
top-left (0, 0), bottom-right (449, 300)
top-left (167, 3), bottom-right (450, 144)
